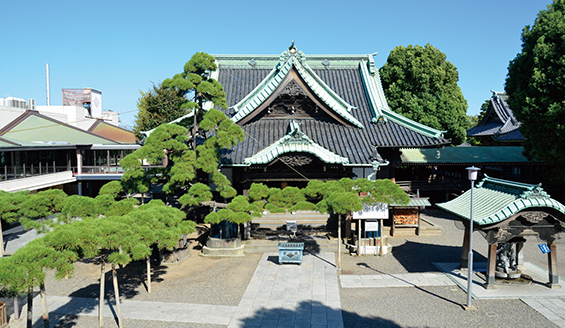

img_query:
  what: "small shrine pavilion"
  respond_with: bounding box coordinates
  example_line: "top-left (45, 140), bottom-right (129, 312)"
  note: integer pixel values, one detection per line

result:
top-left (437, 176), bottom-right (565, 289)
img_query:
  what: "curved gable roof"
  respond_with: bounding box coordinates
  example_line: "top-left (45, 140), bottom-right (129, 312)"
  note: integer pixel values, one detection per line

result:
top-left (243, 121), bottom-right (349, 165)
top-left (230, 51), bottom-right (364, 129)
top-left (437, 175), bottom-right (565, 225)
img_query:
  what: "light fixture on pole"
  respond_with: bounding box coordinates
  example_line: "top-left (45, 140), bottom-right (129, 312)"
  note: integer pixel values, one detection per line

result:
top-left (465, 166), bottom-right (480, 310)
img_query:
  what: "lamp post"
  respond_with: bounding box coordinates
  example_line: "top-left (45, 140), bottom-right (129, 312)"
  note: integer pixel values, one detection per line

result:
top-left (465, 166), bottom-right (480, 310)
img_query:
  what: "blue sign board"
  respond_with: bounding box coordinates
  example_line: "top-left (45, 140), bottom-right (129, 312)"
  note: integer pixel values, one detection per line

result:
top-left (538, 244), bottom-right (551, 254)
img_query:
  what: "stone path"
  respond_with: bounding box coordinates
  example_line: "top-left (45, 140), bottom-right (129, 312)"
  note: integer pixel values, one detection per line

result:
top-left (339, 272), bottom-right (455, 288)
top-left (228, 252), bottom-right (342, 328)
top-left (522, 298), bottom-right (565, 328)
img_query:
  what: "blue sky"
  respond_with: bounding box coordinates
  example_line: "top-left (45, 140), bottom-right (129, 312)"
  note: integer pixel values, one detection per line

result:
top-left (0, 0), bottom-right (551, 128)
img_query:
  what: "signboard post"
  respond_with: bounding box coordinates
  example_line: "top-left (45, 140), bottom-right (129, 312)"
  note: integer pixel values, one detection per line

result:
top-left (352, 203), bottom-right (389, 255)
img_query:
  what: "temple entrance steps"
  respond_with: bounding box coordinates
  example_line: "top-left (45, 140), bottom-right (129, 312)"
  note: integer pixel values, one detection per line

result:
top-left (243, 238), bottom-right (338, 254)
top-left (251, 211), bottom-right (337, 230)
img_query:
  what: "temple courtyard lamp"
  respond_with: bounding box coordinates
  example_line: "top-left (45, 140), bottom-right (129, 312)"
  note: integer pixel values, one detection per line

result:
top-left (465, 166), bottom-right (480, 310)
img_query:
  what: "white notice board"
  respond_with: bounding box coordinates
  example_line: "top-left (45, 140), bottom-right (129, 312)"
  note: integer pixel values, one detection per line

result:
top-left (352, 203), bottom-right (389, 220)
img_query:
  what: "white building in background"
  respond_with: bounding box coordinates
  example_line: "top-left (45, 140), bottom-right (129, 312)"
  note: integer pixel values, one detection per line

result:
top-left (0, 88), bottom-right (120, 131)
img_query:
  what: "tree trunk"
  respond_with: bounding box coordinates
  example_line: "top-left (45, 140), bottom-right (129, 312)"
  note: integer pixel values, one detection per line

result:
top-left (40, 283), bottom-right (49, 328)
top-left (14, 296), bottom-right (20, 320)
top-left (146, 256), bottom-right (151, 293)
top-left (27, 288), bottom-right (33, 328)
top-left (0, 225), bottom-right (4, 257)
top-left (111, 264), bottom-right (123, 328)
top-left (99, 259), bottom-right (105, 328)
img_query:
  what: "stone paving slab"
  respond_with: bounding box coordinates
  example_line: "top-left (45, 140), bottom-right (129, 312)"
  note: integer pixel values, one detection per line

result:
top-left (228, 252), bottom-right (343, 328)
top-left (23, 295), bottom-right (238, 326)
top-left (435, 261), bottom-right (565, 299)
top-left (339, 272), bottom-right (455, 288)
top-left (522, 299), bottom-right (565, 328)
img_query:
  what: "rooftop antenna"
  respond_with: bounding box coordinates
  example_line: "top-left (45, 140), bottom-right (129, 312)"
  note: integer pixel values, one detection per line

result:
top-left (46, 62), bottom-right (51, 106)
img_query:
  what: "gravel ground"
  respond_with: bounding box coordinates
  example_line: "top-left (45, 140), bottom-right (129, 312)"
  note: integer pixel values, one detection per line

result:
top-left (43, 247), bottom-right (262, 306)
top-left (36, 314), bottom-right (225, 328)
top-left (340, 286), bottom-right (556, 328)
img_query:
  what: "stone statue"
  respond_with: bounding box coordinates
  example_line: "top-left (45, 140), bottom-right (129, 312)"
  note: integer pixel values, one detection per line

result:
top-left (496, 243), bottom-right (521, 279)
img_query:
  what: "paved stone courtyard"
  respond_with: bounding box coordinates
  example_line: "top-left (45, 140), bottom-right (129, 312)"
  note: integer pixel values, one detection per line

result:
top-left (4, 209), bottom-right (565, 327)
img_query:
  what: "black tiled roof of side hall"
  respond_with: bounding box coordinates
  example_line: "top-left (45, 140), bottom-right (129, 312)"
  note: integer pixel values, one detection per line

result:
top-left (218, 67), bottom-right (449, 165)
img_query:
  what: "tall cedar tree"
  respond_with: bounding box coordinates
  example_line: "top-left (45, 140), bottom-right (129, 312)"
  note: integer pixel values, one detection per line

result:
top-left (380, 44), bottom-right (469, 145)
top-left (505, 0), bottom-right (565, 181)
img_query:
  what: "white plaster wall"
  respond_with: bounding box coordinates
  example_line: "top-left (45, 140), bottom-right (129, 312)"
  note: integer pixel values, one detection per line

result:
top-left (352, 167), bottom-right (372, 180)
top-left (0, 106), bottom-right (27, 130)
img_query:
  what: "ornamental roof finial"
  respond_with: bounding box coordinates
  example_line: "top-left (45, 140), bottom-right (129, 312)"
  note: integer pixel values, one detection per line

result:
top-left (289, 40), bottom-right (297, 54)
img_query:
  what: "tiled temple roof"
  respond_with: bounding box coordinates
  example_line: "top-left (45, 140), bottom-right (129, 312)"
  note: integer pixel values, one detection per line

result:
top-left (216, 50), bottom-right (450, 165)
top-left (437, 176), bottom-right (565, 225)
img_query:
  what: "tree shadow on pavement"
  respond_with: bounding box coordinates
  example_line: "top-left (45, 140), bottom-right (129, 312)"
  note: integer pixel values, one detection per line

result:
top-left (37, 258), bottom-right (168, 327)
top-left (234, 300), bottom-right (403, 328)
top-left (389, 241), bottom-right (487, 272)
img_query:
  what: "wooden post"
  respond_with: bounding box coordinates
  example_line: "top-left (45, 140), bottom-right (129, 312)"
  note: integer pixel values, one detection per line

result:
top-left (416, 208), bottom-right (421, 236)
top-left (515, 241), bottom-right (525, 269)
top-left (484, 243), bottom-right (497, 289)
top-left (460, 221), bottom-right (470, 268)
top-left (337, 214), bottom-right (341, 270)
top-left (357, 219), bottom-right (361, 256)
top-left (112, 264), bottom-right (123, 328)
top-left (147, 257), bottom-right (152, 293)
top-left (379, 219), bottom-right (384, 256)
top-left (99, 259), bottom-right (105, 328)
top-left (547, 242), bottom-right (559, 288)
top-left (40, 284), bottom-right (49, 328)
top-left (27, 289), bottom-right (33, 328)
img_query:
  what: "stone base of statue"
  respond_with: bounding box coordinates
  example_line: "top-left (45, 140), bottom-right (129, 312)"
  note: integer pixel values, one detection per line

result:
top-left (495, 268), bottom-right (522, 279)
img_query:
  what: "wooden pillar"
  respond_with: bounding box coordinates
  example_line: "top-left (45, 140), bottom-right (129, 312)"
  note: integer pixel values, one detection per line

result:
top-left (515, 241), bottom-right (525, 269)
top-left (416, 208), bottom-right (421, 236)
top-left (379, 219), bottom-right (384, 256)
top-left (460, 222), bottom-right (470, 268)
top-left (357, 219), bottom-right (361, 256)
top-left (76, 150), bottom-right (82, 175)
top-left (484, 243), bottom-right (498, 289)
top-left (547, 242), bottom-right (560, 288)
top-left (337, 214), bottom-right (341, 270)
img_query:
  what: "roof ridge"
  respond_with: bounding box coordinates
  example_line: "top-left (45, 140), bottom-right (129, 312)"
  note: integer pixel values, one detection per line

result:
top-left (477, 174), bottom-right (548, 198)
top-left (229, 50), bottom-right (364, 129)
top-left (0, 110), bottom-right (119, 145)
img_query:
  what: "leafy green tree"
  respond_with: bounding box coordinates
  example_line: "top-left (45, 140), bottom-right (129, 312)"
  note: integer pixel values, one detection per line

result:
top-left (505, 0), bottom-right (565, 180)
top-left (380, 44), bottom-right (469, 144)
top-left (132, 83), bottom-right (188, 139)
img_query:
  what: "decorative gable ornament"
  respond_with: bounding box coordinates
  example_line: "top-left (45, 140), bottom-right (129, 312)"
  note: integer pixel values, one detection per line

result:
top-left (243, 121), bottom-right (350, 166)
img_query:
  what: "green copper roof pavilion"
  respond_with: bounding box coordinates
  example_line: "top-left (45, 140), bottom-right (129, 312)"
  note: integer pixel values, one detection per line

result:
top-left (437, 175), bottom-right (565, 226)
